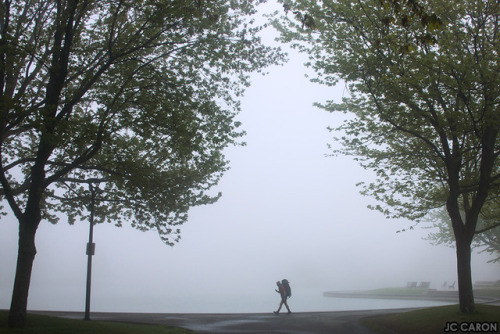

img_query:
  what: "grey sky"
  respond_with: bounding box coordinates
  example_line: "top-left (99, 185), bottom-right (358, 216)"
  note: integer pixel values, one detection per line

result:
top-left (1, 4), bottom-right (499, 314)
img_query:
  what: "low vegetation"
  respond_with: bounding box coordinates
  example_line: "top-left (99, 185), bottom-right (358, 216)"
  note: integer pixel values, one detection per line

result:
top-left (361, 304), bottom-right (500, 334)
top-left (0, 311), bottom-right (194, 334)
top-left (474, 288), bottom-right (500, 298)
top-left (366, 286), bottom-right (500, 299)
top-left (365, 287), bottom-right (431, 296)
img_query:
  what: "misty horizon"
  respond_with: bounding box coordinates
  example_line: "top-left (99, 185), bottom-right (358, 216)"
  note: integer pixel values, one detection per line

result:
top-left (1, 3), bottom-right (499, 315)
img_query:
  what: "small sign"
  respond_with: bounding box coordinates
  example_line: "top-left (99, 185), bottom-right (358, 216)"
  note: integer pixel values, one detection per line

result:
top-left (86, 242), bottom-right (95, 255)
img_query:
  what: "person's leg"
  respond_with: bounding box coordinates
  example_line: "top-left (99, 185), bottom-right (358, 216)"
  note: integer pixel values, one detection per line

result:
top-left (274, 301), bottom-right (283, 314)
top-left (284, 300), bottom-right (291, 313)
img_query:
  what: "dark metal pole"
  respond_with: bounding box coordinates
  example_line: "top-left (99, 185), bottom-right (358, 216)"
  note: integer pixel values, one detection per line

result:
top-left (84, 185), bottom-right (96, 320)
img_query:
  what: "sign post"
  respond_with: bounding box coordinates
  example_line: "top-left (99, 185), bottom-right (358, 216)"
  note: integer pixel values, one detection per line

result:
top-left (84, 185), bottom-right (96, 321)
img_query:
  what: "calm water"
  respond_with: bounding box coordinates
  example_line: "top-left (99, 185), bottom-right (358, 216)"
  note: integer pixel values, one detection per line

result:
top-left (90, 292), bottom-right (454, 314)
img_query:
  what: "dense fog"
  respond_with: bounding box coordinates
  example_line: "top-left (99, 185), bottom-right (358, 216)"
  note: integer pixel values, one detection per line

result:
top-left (1, 14), bottom-right (498, 314)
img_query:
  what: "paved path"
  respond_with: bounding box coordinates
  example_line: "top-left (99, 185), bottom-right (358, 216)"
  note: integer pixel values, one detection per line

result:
top-left (32, 308), bottom-right (416, 334)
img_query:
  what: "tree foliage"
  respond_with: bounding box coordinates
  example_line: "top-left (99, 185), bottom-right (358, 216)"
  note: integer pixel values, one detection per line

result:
top-left (425, 203), bottom-right (500, 263)
top-left (0, 0), bottom-right (284, 244)
top-left (0, 0), bottom-right (285, 327)
top-left (275, 0), bottom-right (500, 313)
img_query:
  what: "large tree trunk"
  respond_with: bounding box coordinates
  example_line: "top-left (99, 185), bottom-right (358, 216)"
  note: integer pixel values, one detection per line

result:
top-left (455, 236), bottom-right (475, 313)
top-left (8, 220), bottom-right (39, 328)
top-left (447, 195), bottom-right (476, 314)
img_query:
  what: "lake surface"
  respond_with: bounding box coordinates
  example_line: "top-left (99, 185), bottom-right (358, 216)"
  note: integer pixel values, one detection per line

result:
top-left (90, 292), bottom-right (454, 314)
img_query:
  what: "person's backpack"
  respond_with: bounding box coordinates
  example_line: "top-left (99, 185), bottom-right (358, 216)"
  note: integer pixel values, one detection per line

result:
top-left (281, 279), bottom-right (291, 298)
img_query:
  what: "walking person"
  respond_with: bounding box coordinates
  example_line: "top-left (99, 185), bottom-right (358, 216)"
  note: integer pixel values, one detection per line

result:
top-left (273, 279), bottom-right (292, 315)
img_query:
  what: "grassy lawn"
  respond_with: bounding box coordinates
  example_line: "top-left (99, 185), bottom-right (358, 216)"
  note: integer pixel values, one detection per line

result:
top-left (475, 288), bottom-right (500, 298)
top-left (365, 286), bottom-right (500, 299)
top-left (361, 304), bottom-right (500, 334)
top-left (0, 311), bottom-right (194, 334)
top-left (365, 287), bottom-right (431, 295)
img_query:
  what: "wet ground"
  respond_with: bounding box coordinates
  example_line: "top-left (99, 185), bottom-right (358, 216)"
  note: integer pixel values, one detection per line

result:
top-left (32, 308), bottom-right (416, 334)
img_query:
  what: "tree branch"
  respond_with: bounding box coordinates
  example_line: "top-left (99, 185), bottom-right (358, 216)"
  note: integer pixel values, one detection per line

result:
top-left (475, 222), bottom-right (500, 235)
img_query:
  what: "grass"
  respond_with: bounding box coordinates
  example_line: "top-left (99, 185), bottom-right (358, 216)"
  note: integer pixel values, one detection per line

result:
top-left (474, 288), bottom-right (500, 298)
top-left (365, 286), bottom-right (500, 299)
top-left (365, 287), bottom-right (431, 295)
top-left (0, 311), bottom-right (194, 334)
top-left (361, 304), bottom-right (500, 334)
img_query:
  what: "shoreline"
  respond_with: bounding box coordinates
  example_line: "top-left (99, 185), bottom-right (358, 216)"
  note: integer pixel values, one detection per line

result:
top-left (323, 289), bottom-right (500, 304)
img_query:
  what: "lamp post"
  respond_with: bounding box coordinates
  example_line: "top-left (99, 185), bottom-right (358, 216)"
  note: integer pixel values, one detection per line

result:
top-left (84, 184), bottom-right (96, 320)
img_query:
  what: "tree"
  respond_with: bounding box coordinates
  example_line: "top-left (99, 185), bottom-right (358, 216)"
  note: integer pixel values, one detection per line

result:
top-left (275, 0), bottom-right (500, 313)
top-left (425, 201), bottom-right (500, 263)
top-left (0, 0), bottom-right (284, 327)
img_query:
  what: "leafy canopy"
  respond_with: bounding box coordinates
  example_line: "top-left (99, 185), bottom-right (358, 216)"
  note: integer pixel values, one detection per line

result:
top-left (425, 202), bottom-right (500, 263)
top-left (275, 0), bottom-right (500, 223)
top-left (0, 0), bottom-right (285, 244)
